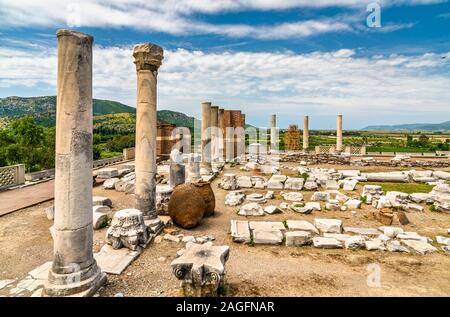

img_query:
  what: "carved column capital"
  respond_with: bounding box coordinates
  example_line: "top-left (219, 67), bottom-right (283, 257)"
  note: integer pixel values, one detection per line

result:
top-left (133, 43), bottom-right (164, 71)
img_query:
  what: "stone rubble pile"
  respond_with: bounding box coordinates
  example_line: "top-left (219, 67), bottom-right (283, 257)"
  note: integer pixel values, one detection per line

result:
top-left (230, 219), bottom-right (445, 254)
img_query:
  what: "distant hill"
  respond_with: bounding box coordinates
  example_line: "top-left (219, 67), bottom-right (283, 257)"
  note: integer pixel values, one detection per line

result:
top-left (0, 96), bottom-right (200, 130)
top-left (363, 121), bottom-right (450, 132)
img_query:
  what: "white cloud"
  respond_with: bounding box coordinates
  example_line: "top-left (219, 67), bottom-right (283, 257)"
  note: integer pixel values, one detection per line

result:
top-left (0, 0), bottom-right (445, 39)
top-left (1, 41), bottom-right (449, 128)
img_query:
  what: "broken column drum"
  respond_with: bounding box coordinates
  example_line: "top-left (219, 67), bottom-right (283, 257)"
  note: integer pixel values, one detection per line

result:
top-left (44, 29), bottom-right (106, 297)
top-left (133, 43), bottom-right (164, 218)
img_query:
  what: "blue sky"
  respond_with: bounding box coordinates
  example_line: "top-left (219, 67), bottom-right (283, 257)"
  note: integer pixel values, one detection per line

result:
top-left (0, 0), bottom-right (449, 129)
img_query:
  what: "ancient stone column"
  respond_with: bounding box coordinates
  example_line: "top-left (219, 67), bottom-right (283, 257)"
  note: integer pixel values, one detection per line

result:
top-left (303, 115), bottom-right (309, 152)
top-left (210, 106), bottom-right (219, 162)
top-left (201, 102), bottom-right (212, 173)
top-left (133, 43), bottom-right (164, 219)
top-left (336, 114), bottom-right (343, 152)
top-left (44, 29), bottom-right (106, 297)
top-left (218, 108), bottom-right (224, 162)
top-left (270, 114), bottom-right (277, 151)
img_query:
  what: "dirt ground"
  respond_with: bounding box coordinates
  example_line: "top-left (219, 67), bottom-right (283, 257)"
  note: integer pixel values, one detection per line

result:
top-left (1, 162), bottom-right (450, 297)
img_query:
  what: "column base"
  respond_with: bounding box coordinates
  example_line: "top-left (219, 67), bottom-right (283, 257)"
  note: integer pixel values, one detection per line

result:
top-left (43, 262), bottom-right (106, 297)
top-left (144, 216), bottom-right (164, 236)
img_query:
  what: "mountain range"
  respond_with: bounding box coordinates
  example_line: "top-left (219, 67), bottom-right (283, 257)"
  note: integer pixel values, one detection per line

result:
top-left (0, 96), bottom-right (200, 130)
top-left (363, 121), bottom-right (450, 132)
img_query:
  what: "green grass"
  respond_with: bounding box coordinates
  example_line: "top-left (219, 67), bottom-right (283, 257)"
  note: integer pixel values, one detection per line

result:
top-left (366, 182), bottom-right (434, 194)
top-left (100, 151), bottom-right (122, 159)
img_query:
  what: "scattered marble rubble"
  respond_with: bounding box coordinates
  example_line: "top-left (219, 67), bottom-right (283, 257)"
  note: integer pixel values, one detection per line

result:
top-left (229, 219), bottom-right (443, 254)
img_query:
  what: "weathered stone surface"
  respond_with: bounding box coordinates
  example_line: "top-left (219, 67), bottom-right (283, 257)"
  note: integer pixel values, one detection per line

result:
top-left (433, 171), bottom-right (450, 180)
top-left (94, 244), bottom-right (141, 275)
top-left (311, 192), bottom-right (330, 202)
top-left (339, 170), bottom-right (361, 178)
top-left (171, 242), bottom-right (230, 297)
top-left (93, 211), bottom-right (109, 230)
top-left (313, 237), bottom-right (343, 249)
top-left (106, 209), bottom-right (149, 250)
top-left (362, 185), bottom-right (384, 200)
top-left (281, 192), bottom-right (304, 202)
top-left (284, 177), bottom-right (304, 190)
top-left (285, 231), bottom-right (312, 246)
top-left (314, 218), bottom-right (342, 234)
top-left (103, 177), bottom-right (120, 189)
top-left (323, 233), bottom-right (352, 242)
top-left (225, 191), bottom-right (245, 207)
top-left (45, 205), bottom-right (55, 220)
top-left (397, 231), bottom-right (427, 242)
top-left (363, 172), bottom-right (410, 183)
top-left (436, 236), bottom-right (450, 245)
top-left (365, 239), bottom-right (386, 251)
top-left (386, 241), bottom-right (410, 253)
top-left (237, 176), bottom-right (253, 188)
top-left (93, 196), bottom-right (113, 207)
top-left (325, 201), bottom-right (341, 211)
top-left (192, 181), bottom-right (215, 217)
top-left (344, 199), bottom-right (362, 209)
top-left (409, 193), bottom-right (434, 204)
top-left (306, 202), bottom-right (321, 211)
top-left (97, 167), bottom-right (119, 178)
top-left (344, 227), bottom-right (380, 236)
top-left (253, 229), bottom-right (283, 245)
top-left (264, 205), bottom-right (282, 214)
top-left (246, 193), bottom-right (267, 204)
top-left (290, 202), bottom-right (314, 214)
top-left (230, 220), bottom-right (251, 243)
top-left (249, 221), bottom-right (285, 231)
top-left (267, 175), bottom-right (287, 189)
top-left (265, 190), bottom-right (275, 199)
top-left (342, 179), bottom-right (358, 191)
top-left (324, 180), bottom-right (340, 190)
top-left (238, 203), bottom-right (265, 216)
top-left (344, 236), bottom-right (365, 250)
top-left (286, 220), bottom-right (319, 234)
top-left (431, 183), bottom-right (450, 213)
top-left (304, 180), bottom-right (318, 190)
top-left (401, 240), bottom-right (437, 254)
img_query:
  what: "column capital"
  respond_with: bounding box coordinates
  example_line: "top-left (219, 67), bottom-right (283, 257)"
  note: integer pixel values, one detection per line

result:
top-left (133, 43), bottom-right (164, 71)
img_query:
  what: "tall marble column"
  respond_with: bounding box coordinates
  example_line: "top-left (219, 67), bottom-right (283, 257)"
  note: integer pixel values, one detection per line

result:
top-left (336, 114), bottom-right (343, 152)
top-left (201, 102), bottom-right (212, 173)
top-left (210, 106), bottom-right (219, 162)
top-left (303, 115), bottom-right (309, 152)
top-left (133, 43), bottom-right (164, 219)
top-left (270, 114), bottom-right (277, 151)
top-left (218, 108), bottom-right (224, 162)
top-left (44, 29), bottom-right (106, 297)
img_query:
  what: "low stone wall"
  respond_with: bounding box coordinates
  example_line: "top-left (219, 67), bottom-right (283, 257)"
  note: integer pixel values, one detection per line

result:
top-left (0, 164), bottom-right (25, 189)
top-left (25, 155), bottom-right (127, 182)
top-left (123, 147), bottom-right (135, 160)
top-left (280, 153), bottom-right (450, 168)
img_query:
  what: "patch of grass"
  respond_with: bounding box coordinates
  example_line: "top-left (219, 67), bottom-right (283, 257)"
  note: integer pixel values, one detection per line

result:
top-left (430, 204), bottom-right (437, 212)
top-left (100, 151), bottom-right (121, 159)
top-left (360, 195), bottom-right (368, 204)
top-left (282, 220), bottom-right (288, 229)
top-left (366, 182), bottom-right (433, 194)
top-left (293, 203), bottom-right (305, 208)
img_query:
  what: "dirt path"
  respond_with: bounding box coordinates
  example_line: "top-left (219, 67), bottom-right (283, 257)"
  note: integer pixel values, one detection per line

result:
top-left (1, 163), bottom-right (450, 297)
top-left (0, 180), bottom-right (54, 217)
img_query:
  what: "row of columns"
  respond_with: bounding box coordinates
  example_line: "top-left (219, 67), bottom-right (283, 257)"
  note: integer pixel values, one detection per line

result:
top-left (269, 114), bottom-right (343, 152)
top-left (201, 102), bottom-right (246, 170)
top-left (45, 29), bottom-right (163, 296)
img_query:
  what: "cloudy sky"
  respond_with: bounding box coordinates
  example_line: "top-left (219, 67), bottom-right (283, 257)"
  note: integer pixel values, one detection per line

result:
top-left (0, 0), bottom-right (449, 129)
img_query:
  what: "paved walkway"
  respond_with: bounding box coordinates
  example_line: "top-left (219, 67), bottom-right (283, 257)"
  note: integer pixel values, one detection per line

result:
top-left (0, 180), bottom-right (54, 217)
